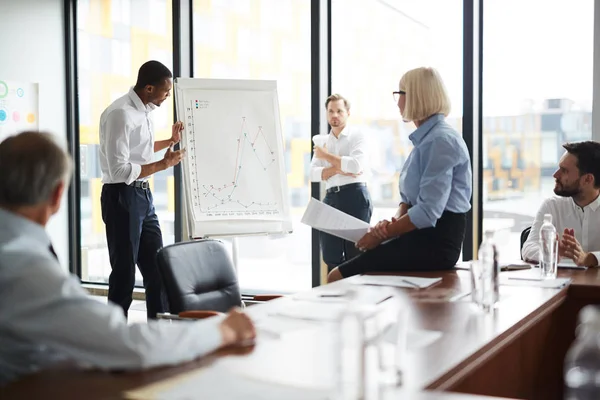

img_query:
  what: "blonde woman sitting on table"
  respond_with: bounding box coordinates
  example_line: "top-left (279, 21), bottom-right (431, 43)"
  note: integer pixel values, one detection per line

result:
top-left (328, 67), bottom-right (472, 283)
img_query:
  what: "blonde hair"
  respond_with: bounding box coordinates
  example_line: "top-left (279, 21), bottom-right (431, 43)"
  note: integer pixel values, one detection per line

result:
top-left (325, 93), bottom-right (351, 111)
top-left (399, 67), bottom-right (451, 122)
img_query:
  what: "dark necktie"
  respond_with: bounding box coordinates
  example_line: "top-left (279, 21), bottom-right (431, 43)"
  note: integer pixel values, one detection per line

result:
top-left (48, 244), bottom-right (58, 261)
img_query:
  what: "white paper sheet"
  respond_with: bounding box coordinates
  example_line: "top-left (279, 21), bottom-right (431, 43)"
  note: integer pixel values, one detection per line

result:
top-left (254, 317), bottom-right (321, 338)
top-left (349, 275), bottom-right (443, 289)
top-left (217, 327), bottom-right (337, 390)
top-left (268, 300), bottom-right (379, 322)
top-left (292, 287), bottom-right (394, 305)
top-left (558, 258), bottom-right (587, 269)
top-left (300, 198), bottom-right (370, 242)
top-left (124, 364), bottom-right (330, 400)
top-left (382, 327), bottom-right (443, 351)
top-left (500, 276), bottom-right (571, 288)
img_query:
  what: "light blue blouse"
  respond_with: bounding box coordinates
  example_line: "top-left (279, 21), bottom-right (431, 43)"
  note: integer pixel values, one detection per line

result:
top-left (399, 114), bottom-right (472, 229)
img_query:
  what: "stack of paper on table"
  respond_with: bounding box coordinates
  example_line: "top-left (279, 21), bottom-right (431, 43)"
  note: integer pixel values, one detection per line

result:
top-left (349, 275), bottom-right (443, 289)
top-left (300, 198), bottom-right (370, 242)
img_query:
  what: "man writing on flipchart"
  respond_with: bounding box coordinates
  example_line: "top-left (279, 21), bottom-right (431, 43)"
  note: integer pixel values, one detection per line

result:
top-left (99, 60), bottom-right (186, 319)
top-left (310, 94), bottom-right (373, 271)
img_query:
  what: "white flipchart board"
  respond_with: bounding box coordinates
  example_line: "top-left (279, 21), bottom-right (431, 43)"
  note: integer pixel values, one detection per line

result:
top-left (174, 78), bottom-right (292, 239)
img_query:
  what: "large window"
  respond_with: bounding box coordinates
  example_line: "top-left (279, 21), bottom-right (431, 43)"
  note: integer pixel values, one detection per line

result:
top-left (193, 0), bottom-right (312, 292)
top-left (331, 0), bottom-right (463, 231)
top-left (482, 0), bottom-right (594, 262)
top-left (77, 0), bottom-right (175, 284)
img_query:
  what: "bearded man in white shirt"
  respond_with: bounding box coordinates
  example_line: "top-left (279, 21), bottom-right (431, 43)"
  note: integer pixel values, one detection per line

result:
top-left (99, 61), bottom-right (186, 319)
top-left (310, 94), bottom-right (373, 271)
top-left (522, 141), bottom-right (600, 267)
top-left (0, 131), bottom-right (255, 387)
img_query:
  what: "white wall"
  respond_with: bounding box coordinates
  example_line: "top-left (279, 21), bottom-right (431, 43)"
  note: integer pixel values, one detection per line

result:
top-left (0, 0), bottom-right (69, 270)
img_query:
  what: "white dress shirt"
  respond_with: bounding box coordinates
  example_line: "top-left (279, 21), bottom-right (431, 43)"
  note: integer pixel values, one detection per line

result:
top-left (99, 88), bottom-right (156, 185)
top-left (0, 208), bottom-right (222, 386)
top-left (521, 195), bottom-right (600, 263)
top-left (309, 126), bottom-right (368, 190)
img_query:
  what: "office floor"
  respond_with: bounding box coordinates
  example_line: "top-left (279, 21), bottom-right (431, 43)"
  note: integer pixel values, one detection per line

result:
top-left (92, 296), bottom-right (147, 324)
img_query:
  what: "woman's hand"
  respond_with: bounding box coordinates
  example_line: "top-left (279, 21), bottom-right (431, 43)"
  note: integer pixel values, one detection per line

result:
top-left (356, 231), bottom-right (384, 252)
top-left (370, 217), bottom-right (398, 240)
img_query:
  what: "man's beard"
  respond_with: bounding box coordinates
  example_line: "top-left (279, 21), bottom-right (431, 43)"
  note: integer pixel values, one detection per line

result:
top-left (554, 181), bottom-right (581, 197)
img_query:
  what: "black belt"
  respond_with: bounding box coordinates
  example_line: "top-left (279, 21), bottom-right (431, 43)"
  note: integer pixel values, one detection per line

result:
top-left (130, 180), bottom-right (150, 190)
top-left (326, 182), bottom-right (366, 194)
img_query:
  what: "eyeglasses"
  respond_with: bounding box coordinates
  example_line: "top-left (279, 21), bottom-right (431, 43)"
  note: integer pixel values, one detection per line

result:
top-left (393, 90), bottom-right (406, 103)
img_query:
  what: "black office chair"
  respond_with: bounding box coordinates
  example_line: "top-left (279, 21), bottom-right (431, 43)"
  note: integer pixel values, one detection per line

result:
top-left (156, 239), bottom-right (242, 315)
top-left (520, 226), bottom-right (531, 260)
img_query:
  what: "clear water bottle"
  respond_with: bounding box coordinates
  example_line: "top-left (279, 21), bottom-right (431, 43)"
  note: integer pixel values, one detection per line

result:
top-left (539, 213), bottom-right (558, 279)
top-left (333, 291), bottom-right (366, 400)
top-left (564, 305), bottom-right (600, 399)
top-left (476, 230), bottom-right (499, 311)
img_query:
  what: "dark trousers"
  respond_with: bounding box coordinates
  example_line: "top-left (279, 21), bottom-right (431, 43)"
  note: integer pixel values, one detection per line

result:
top-left (338, 211), bottom-right (466, 278)
top-left (321, 184), bottom-right (373, 271)
top-left (101, 183), bottom-right (167, 319)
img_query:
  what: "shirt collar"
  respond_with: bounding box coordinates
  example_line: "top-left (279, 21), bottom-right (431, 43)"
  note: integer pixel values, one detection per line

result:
top-left (408, 114), bottom-right (445, 146)
top-left (128, 87), bottom-right (156, 113)
top-left (569, 196), bottom-right (600, 211)
top-left (0, 208), bottom-right (51, 248)
top-left (330, 126), bottom-right (350, 138)
top-left (570, 194), bottom-right (600, 212)
top-left (591, 194), bottom-right (600, 211)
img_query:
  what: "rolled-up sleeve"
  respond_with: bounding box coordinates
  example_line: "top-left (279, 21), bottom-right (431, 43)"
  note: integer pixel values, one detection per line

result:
top-left (310, 152), bottom-right (326, 182)
top-left (104, 109), bottom-right (142, 184)
top-left (340, 132), bottom-right (367, 174)
top-left (521, 200), bottom-right (551, 262)
top-left (407, 138), bottom-right (459, 229)
top-left (590, 252), bottom-right (600, 266)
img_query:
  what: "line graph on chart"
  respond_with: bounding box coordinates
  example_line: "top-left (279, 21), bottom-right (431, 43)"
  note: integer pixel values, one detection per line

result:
top-left (185, 99), bottom-right (282, 218)
top-left (200, 117), bottom-right (277, 210)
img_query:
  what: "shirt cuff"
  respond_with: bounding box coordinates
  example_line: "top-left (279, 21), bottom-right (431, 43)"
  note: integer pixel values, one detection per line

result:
top-left (311, 167), bottom-right (324, 182)
top-left (125, 163), bottom-right (142, 185)
top-left (407, 205), bottom-right (433, 229)
top-left (590, 252), bottom-right (600, 267)
top-left (189, 318), bottom-right (223, 357)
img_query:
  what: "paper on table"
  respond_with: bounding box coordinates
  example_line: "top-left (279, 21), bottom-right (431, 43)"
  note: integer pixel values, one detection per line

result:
top-left (350, 275), bottom-right (443, 289)
top-left (292, 286), bottom-right (394, 305)
top-left (218, 327), bottom-right (337, 390)
top-left (558, 258), bottom-right (587, 270)
top-left (254, 317), bottom-right (321, 338)
top-left (383, 327), bottom-right (443, 351)
top-left (124, 364), bottom-right (330, 400)
top-left (500, 277), bottom-right (571, 288)
top-left (301, 198), bottom-right (370, 242)
top-left (270, 300), bottom-right (378, 322)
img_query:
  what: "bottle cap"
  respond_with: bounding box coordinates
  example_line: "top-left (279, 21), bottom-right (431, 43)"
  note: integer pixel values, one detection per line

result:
top-left (578, 305), bottom-right (600, 326)
top-left (543, 214), bottom-right (552, 223)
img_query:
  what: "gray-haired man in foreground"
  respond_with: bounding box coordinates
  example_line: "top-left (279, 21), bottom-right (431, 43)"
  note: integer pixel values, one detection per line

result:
top-left (0, 131), bottom-right (255, 386)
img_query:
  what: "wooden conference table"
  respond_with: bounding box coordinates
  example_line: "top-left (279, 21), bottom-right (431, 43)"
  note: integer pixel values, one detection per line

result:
top-left (2, 267), bottom-right (600, 400)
